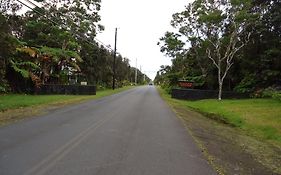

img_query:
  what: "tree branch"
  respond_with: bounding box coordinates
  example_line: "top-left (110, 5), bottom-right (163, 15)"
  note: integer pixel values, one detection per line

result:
top-left (222, 29), bottom-right (237, 61)
top-left (206, 38), bottom-right (217, 48)
top-left (221, 62), bottom-right (233, 82)
top-left (206, 48), bottom-right (219, 69)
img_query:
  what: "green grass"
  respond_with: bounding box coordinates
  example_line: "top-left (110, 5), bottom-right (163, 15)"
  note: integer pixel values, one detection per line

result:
top-left (0, 86), bottom-right (134, 112)
top-left (158, 88), bottom-right (281, 145)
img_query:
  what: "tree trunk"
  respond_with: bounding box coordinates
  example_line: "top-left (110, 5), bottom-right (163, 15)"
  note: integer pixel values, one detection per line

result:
top-left (218, 81), bottom-right (223, 101)
top-left (0, 56), bottom-right (8, 91)
top-left (218, 61), bottom-right (222, 100)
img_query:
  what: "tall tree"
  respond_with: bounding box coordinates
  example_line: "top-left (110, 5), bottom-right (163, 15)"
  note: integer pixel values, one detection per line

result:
top-left (38, 0), bottom-right (103, 40)
top-left (0, 0), bottom-right (21, 13)
top-left (1, 0), bottom-right (149, 93)
top-left (0, 10), bottom-right (25, 92)
top-left (234, 0), bottom-right (281, 92)
top-left (165, 0), bottom-right (259, 100)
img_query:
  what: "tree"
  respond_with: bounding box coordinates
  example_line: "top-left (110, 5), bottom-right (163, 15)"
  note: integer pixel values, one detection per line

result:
top-left (168, 0), bottom-right (259, 100)
top-left (234, 0), bottom-right (281, 92)
top-left (0, 13), bottom-right (23, 92)
top-left (0, 0), bottom-right (21, 13)
top-left (38, 0), bottom-right (103, 40)
top-left (1, 0), bottom-right (149, 93)
top-left (20, 15), bottom-right (82, 85)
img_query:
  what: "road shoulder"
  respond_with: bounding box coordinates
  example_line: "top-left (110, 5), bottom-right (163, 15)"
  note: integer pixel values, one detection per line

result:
top-left (158, 89), bottom-right (281, 175)
top-left (0, 87), bottom-right (135, 127)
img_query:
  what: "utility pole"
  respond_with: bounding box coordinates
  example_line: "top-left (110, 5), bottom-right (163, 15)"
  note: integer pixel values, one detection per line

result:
top-left (112, 28), bottom-right (117, 90)
top-left (140, 66), bottom-right (142, 84)
top-left (135, 58), bottom-right (137, 85)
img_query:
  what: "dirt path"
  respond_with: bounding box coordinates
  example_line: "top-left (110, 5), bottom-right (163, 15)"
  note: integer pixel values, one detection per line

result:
top-left (171, 105), bottom-right (281, 175)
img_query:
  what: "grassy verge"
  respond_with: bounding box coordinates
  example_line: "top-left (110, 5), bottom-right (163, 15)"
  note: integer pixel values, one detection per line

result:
top-left (0, 86), bottom-right (134, 125)
top-left (158, 88), bottom-right (281, 146)
top-left (158, 87), bottom-right (281, 174)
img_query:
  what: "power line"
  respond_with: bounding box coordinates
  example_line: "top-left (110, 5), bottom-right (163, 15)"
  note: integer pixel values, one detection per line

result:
top-left (24, 0), bottom-right (39, 8)
top-left (17, 0), bottom-right (57, 24)
top-left (17, 0), bottom-right (97, 47)
top-left (141, 70), bottom-right (158, 73)
top-left (16, 0), bottom-right (114, 52)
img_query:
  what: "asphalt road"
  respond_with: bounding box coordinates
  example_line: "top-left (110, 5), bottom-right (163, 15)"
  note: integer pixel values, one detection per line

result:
top-left (0, 86), bottom-right (215, 175)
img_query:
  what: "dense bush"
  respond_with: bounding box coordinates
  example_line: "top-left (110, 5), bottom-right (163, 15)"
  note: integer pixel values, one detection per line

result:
top-left (234, 74), bottom-right (257, 93)
top-left (252, 87), bottom-right (281, 101)
top-left (272, 92), bottom-right (281, 101)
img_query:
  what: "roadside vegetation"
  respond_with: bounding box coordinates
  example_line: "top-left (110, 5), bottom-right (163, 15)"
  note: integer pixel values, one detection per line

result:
top-left (155, 2), bottom-right (281, 172)
top-left (159, 88), bottom-right (281, 146)
top-left (156, 0), bottom-right (281, 100)
top-left (0, 1), bottom-right (150, 94)
top-left (182, 99), bottom-right (281, 146)
top-left (0, 86), bottom-right (133, 112)
top-left (158, 88), bottom-right (281, 174)
top-left (0, 86), bottom-right (134, 125)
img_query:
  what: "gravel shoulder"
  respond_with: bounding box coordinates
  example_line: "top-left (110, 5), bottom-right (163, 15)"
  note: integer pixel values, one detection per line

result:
top-left (163, 99), bottom-right (281, 175)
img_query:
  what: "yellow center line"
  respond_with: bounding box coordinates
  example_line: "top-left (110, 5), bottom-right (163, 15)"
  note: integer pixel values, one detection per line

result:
top-left (24, 111), bottom-right (117, 175)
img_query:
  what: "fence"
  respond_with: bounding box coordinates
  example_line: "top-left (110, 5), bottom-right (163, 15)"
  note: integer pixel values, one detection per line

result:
top-left (171, 88), bottom-right (249, 100)
top-left (36, 84), bottom-right (96, 95)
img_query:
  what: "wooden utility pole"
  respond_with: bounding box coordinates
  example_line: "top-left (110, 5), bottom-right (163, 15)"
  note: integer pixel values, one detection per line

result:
top-left (112, 28), bottom-right (117, 90)
top-left (135, 59), bottom-right (137, 85)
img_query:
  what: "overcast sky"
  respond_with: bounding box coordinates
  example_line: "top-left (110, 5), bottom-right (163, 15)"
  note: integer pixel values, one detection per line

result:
top-left (96, 0), bottom-right (193, 79)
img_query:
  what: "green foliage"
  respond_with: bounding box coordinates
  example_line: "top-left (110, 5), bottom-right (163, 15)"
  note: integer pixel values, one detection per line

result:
top-left (234, 74), bottom-right (257, 93)
top-left (23, 21), bottom-right (75, 49)
top-left (0, 0), bottom-right (150, 93)
top-left (158, 0), bottom-right (262, 100)
top-left (159, 32), bottom-right (185, 57)
top-left (41, 0), bottom-right (103, 38)
top-left (0, 13), bottom-right (23, 92)
top-left (10, 60), bottom-right (39, 78)
top-left (261, 87), bottom-right (276, 98)
top-left (260, 87), bottom-right (281, 101)
top-left (0, 86), bottom-right (135, 126)
top-left (39, 47), bottom-right (82, 62)
top-left (159, 88), bottom-right (281, 144)
top-left (58, 71), bottom-right (68, 84)
top-left (186, 75), bottom-right (205, 87)
top-left (272, 93), bottom-right (281, 101)
top-left (0, 86), bottom-right (134, 112)
top-left (199, 9), bottom-right (224, 24)
top-left (16, 47), bottom-right (38, 57)
top-left (0, 85), bottom-right (7, 93)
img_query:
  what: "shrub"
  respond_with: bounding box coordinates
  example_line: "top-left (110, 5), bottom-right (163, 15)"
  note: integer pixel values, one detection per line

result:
top-left (272, 93), bottom-right (281, 101)
top-left (0, 83), bottom-right (10, 94)
top-left (234, 74), bottom-right (257, 93)
top-left (261, 87), bottom-right (276, 98)
top-left (254, 87), bottom-right (281, 101)
top-left (0, 85), bottom-right (6, 93)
